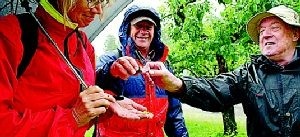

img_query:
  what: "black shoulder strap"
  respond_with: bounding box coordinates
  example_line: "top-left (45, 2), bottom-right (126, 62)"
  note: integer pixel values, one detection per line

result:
top-left (16, 13), bottom-right (38, 78)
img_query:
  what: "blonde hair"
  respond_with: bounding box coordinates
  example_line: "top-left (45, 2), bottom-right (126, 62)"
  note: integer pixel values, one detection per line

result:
top-left (59, 0), bottom-right (76, 26)
top-left (58, 0), bottom-right (113, 25)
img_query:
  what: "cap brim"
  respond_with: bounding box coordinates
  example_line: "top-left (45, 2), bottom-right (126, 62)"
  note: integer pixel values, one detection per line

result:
top-left (131, 17), bottom-right (157, 26)
top-left (127, 9), bottom-right (161, 28)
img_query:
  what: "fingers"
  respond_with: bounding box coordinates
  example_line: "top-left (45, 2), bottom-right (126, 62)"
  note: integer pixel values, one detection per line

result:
top-left (143, 61), bottom-right (183, 92)
top-left (117, 109), bottom-right (153, 120)
top-left (130, 101), bottom-right (147, 111)
top-left (143, 61), bottom-right (168, 76)
top-left (110, 56), bottom-right (139, 79)
top-left (143, 61), bottom-right (165, 70)
top-left (81, 86), bottom-right (115, 103)
top-left (110, 63), bottom-right (128, 79)
top-left (109, 100), bottom-right (153, 120)
top-left (73, 86), bottom-right (116, 126)
top-left (89, 105), bottom-right (108, 118)
top-left (117, 110), bottom-right (141, 120)
top-left (138, 111), bottom-right (154, 119)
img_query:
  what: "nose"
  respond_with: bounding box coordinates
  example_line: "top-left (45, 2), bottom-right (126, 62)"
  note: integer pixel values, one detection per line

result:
top-left (90, 4), bottom-right (103, 14)
top-left (139, 28), bottom-right (149, 34)
top-left (260, 28), bottom-right (273, 40)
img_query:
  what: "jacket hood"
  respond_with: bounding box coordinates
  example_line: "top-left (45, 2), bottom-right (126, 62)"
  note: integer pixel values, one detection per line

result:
top-left (118, 5), bottom-right (167, 63)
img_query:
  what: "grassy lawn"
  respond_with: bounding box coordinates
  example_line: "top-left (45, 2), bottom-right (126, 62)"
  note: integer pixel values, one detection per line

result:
top-left (182, 104), bottom-right (247, 137)
top-left (85, 104), bottom-right (247, 137)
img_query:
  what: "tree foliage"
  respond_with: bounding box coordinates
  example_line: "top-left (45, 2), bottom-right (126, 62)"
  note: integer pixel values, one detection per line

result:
top-left (161, 0), bottom-right (300, 77)
top-left (103, 34), bottom-right (119, 52)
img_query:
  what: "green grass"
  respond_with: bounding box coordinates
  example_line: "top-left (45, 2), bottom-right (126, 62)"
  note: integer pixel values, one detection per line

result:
top-left (183, 108), bottom-right (247, 137)
top-left (85, 104), bottom-right (247, 137)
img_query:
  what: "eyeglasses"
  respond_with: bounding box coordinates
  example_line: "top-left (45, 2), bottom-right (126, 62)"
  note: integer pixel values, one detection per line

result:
top-left (87, 0), bottom-right (108, 8)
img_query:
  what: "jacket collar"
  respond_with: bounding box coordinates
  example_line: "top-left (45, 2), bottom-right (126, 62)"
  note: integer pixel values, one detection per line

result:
top-left (39, 0), bottom-right (77, 29)
top-left (251, 47), bottom-right (300, 72)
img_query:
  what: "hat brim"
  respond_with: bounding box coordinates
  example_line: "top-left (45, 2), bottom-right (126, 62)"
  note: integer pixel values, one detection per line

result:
top-left (131, 17), bottom-right (157, 26)
top-left (127, 9), bottom-right (160, 28)
top-left (247, 12), bottom-right (300, 44)
top-left (247, 12), bottom-right (275, 44)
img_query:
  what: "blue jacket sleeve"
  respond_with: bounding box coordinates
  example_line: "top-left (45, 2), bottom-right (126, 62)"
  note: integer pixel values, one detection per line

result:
top-left (164, 97), bottom-right (189, 137)
top-left (163, 60), bottom-right (189, 137)
top-left (95, 50), bottom-right (122, 93)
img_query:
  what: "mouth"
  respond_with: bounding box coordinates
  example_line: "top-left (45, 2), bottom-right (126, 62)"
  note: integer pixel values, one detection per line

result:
top-left (136, 36), bottom-right (148, 41)
top-left (84, 14), bottom-right (94, 22)
top-left (87, 17), bottom-right (94, 22)
top-left (264, 42), bottom-right (276, 46)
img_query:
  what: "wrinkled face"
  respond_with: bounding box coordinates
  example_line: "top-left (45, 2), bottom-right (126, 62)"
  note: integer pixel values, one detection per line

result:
top-left (258, 16), bottom-right (298, 61)
top-left (130, 21), bottom-right (155, 50)
top-left (67, 0), bottom-right (103, 27)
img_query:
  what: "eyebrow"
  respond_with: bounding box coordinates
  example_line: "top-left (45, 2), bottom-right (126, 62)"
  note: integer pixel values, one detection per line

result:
top-left (259, 21), bottom-right (281, 28)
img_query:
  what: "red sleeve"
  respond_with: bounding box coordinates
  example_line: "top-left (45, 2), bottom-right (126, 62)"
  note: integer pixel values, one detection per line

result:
top-left (0, 15), bottom-right (89, 137)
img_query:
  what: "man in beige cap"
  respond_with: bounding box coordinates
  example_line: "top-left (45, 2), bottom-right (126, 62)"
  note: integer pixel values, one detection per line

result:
top-left (141, 5), bottom-right (300, 137)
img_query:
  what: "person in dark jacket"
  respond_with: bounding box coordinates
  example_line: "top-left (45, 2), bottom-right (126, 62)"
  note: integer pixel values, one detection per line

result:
top-left (96, 5), bottom-right (189, 137)
top-left (142, 5), bottom-right (300, 137)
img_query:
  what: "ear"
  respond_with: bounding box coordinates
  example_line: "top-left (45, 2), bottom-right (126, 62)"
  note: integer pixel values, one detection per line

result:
top-left (292, 27), bottom-right (300, 42)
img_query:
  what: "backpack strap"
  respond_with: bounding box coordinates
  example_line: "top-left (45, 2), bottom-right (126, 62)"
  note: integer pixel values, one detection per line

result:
top-left (16, 13), bottom-right (38, 78)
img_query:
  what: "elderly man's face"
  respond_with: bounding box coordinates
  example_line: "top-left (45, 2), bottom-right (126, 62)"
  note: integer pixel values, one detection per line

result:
top-left (258, 16), bottom-right (298, 62)
top-left (130, 21), bottom-right (155, 51)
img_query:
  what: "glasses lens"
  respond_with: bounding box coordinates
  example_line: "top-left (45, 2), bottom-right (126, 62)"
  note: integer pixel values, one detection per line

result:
top-left (88, 0), bottom-right (108, 8)
top-left (101, 0), bottom-right (108, 8)
top-left (88, 0), bottom-right (98, 8)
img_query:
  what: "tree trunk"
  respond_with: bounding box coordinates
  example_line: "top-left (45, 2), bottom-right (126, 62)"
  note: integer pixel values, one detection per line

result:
top-left (216, 54), bottom-right (238, 136)
top-left (222, 106), bottom-right (238, 136)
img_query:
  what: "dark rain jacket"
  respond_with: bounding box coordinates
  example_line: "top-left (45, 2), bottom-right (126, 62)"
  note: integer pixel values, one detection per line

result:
top-left (96, 5), bottom-right (188, 137)
top-left (175, 48), bottom-right (300, 137)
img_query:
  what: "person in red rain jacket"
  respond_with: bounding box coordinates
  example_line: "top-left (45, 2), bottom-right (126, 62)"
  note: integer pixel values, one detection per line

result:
top-left (0, 0), bottom-right (151, 137)
top-left (96, 5), bottom-right (189, 137)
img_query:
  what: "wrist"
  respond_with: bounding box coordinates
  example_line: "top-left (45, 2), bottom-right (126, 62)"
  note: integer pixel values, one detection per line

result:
top-left (173, 77), bottom-right (184, 92)
top-left (71, 108), bottom-right (86, 127)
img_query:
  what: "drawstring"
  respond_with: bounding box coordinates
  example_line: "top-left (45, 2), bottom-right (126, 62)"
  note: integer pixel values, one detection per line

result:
top-left (135, 49), bottom-right (155, 65)
top-left (63, 27), bottom-right (87, 59)
top-left (63, 27), bottom-right (86, 84)
top-left (63, 28), bottom-right (77, 60)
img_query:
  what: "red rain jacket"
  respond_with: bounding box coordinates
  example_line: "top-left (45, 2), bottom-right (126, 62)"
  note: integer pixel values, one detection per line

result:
top-left (0, 7), bottom-right (95, 137)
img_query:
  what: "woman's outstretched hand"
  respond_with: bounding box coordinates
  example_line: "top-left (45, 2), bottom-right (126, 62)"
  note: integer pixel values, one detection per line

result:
top-left (109, 97), bottom-right (154, 119)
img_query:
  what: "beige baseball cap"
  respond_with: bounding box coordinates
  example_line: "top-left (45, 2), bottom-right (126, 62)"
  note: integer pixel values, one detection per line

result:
top-left (247, 5), bottom-right (300, 44)
top-left (130, 16), bottom-right (157, 26)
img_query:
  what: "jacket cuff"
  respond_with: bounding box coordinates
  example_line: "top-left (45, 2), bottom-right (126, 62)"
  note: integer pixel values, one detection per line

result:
top-left (48, 106), bottom-right (90, 137)
top-left (168, 77), bottom-right (194, 102)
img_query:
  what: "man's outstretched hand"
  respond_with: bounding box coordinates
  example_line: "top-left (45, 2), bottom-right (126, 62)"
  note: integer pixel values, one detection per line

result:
top-left (143, 61), bottom-right (183, 93)
top-left (109, 97), bottom-right (154, 119)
